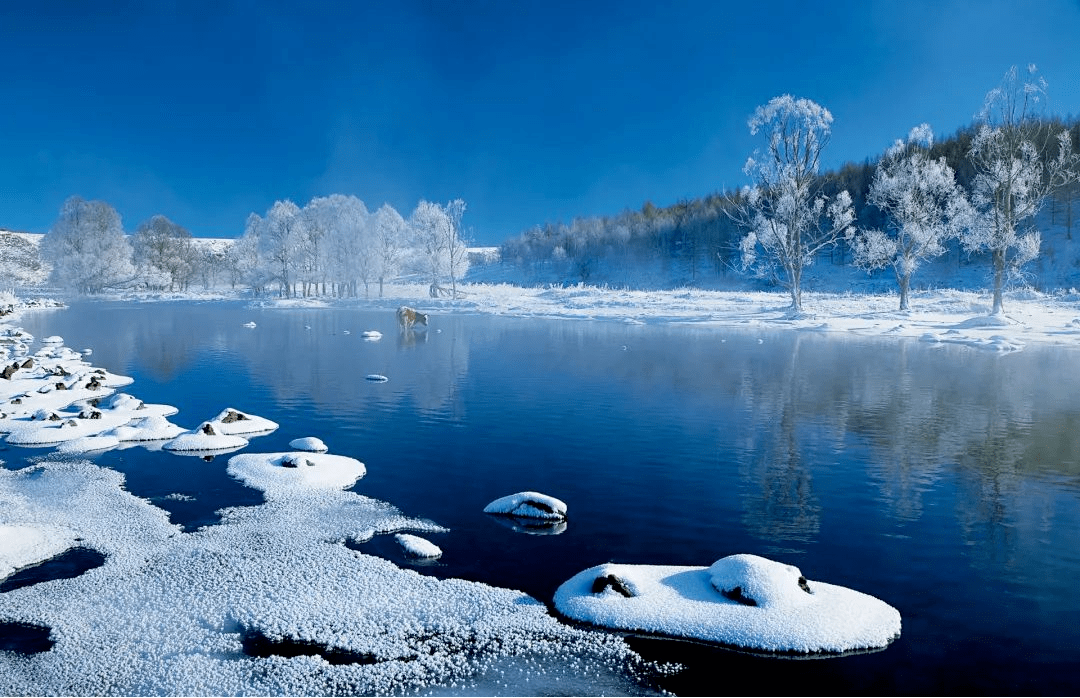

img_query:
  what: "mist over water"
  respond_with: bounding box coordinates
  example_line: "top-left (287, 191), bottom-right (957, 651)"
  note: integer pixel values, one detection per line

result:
top-left (14, 300), bottom-right (1080, 694)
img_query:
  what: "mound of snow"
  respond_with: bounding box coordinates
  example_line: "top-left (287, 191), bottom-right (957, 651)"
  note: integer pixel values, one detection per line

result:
top-left (227, 451), bottom-right (366, 497)
top-left (365, 374), bottom-right (389, 382)
top-left (162, 423), bottom-right (248, 452)
top-left (209, 408), bottom-right (279, 435)
top-left (41, 335), bottom-right (64, 344)
top-left (395, 533), bottom-right (442, 559)
top-left (106, 415), bottom-right (186, 442)
top-left (554, 554), bottom-right (901, 655)
top-left (484, 491), bottom-right (567, 520)
top-left (289, 436), bottom-right (328, 452)
top-left (55, 434), bottom-right (121, 454)
top-left (361, 330), bottom-right (382, 341)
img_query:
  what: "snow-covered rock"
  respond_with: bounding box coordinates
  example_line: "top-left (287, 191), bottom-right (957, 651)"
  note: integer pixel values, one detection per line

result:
top-left (208, 408), bottom-right (278, 435)
top-left (162, 422), bottom-right (249, 452)
top-left (483, 491), bottom-right (567, 520)
top-left (554, 554), bottom-right (901, 655)
top-left (395, 533), bottom-right (442, 559)
top-left (365, 374), bottom-right (389, 382)
top-left (289, 436), bottom-right (328, 452)
top-left (106, 414), bottom-right (186, 442)
top-left (361, 330), bottom-right (382, 341)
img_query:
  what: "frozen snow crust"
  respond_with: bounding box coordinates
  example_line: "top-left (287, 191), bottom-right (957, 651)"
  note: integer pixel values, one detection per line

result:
top-left (554, 555), bottom-right (902, 655)
top-left (0, 456), bottom-right (651, 696)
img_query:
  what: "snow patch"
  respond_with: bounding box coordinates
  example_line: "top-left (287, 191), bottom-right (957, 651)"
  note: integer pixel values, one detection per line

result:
top-left (554, 554), bottom-right (901, 655)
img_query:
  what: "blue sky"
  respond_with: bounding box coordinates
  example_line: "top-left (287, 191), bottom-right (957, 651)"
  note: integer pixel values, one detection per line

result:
top-left (2, 1), bottom-right (1079, 245)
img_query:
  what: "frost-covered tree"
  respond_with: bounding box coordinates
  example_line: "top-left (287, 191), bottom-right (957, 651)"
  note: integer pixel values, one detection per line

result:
top-left (260, 200), bottom-right (304, 297)
top-left (734, 96), bottom-right (855, 311)
top-left (235, 213), bottom-right (272, 295)
top-left (0, 233), bottom-right (45, 291)
top-left (849, 125), bottom-right (973, 310)
top-left (132, 214), bottom-right (196, 292)
top-left (41, 196), bottom-right (134, 294)
top-left (964, 65), bottom-right (1079, 314)
top-left (411, 199), bottom-right (470, 297)
top-left (372, 203), bottom-right (408, 297)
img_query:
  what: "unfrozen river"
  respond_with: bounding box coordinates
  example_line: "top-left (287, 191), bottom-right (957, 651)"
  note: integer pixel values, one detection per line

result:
top-left (11, 300), bottom-right (1080, 694)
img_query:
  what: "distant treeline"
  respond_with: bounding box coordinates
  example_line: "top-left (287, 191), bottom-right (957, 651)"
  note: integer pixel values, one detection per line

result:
top-left (499, 117), bottom-right (1080, 286)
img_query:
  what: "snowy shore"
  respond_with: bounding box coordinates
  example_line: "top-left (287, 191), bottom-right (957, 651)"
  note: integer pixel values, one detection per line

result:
top-left (239, 283), bottom-right (1080, 353)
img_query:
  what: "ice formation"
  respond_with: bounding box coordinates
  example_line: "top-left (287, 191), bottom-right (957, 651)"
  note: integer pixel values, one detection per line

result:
top-left (554, 554), bottom-right (902, 655)
top-left (365, 374), bottom-right (389, 382)
top-left (361, 330), bottom-right (382, 341)
top-left (0, 523), bottom-right (78, 580)
top-left (0, 459), bottom-right (648, 696)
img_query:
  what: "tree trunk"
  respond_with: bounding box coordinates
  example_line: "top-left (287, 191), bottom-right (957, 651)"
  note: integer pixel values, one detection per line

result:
top-left (992, 248), bottom-right (1006, 314)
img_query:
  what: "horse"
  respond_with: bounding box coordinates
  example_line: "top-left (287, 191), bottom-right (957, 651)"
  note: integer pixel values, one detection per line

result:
top-left (397, 306), bottom-right (428, 329)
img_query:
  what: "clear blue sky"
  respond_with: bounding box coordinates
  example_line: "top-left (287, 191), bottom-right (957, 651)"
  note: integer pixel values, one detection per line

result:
top-left (2, 0), bottom-right (1079, 245)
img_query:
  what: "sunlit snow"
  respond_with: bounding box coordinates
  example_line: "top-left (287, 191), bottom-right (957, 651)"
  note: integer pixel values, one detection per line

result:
top-left (554, 555), bottom-right (901, 655)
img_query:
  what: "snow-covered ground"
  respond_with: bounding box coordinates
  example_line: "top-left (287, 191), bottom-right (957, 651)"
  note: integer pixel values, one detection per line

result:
top-left (242, 282), bottom-right (1080, 354)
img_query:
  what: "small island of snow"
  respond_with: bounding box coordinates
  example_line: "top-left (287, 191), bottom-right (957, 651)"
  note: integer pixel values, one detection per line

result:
top-left (553, 553), bottom-right (901, 655)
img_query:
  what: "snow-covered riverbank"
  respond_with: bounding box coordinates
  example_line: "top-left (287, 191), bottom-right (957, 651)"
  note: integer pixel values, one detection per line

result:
top-left (246, 283), bottom-right (1080, 354)
top-left (11, 282), bottom-right (1080, 352)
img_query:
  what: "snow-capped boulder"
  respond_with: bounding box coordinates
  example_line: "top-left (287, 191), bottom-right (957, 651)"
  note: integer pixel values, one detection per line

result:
top-left (709, 554), bottom-right (814, 608)
top-left (365, 374), bottom-right (389, 382)
top-left (361, 330), bottom-right (382, 341)
top-left (553, 554), bottom-right (901, 655)
top-left (209, 408), bottom-right (278, 436)
top-left (483, 491), bottom-right (567, 521)
top-left (41, 336), bottom-right (64, 345)
top-left (106, 415), bottom-right (186, 442)
top-left (289, 436), bottom-right (328, 452)
top-left (395, 533), bottom-right (442, 559)
top-left (162, 422), bottom-right (248, 452)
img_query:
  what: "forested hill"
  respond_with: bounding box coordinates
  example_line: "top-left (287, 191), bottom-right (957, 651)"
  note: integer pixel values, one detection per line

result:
top-left (494, 118), bottom-right (1080, 292)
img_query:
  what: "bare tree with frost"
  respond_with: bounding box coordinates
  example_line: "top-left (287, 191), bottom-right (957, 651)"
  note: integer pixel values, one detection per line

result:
top-left (132, 214), bottom-right (196, 292)
top-left (373, 203), bottom-right (408, 297)
top-left (41, 196), bottom-right (134, 294)
top-left (849, 125), bottom-right (973, 310)
top-left (411, 199), bottom-right (470, 298)
top-left (734, 96), bottom-right (855, 312)
top-left (964, 64), bottom-right (1079, 314)
top-left (261, 199), bottom-right (304, 297)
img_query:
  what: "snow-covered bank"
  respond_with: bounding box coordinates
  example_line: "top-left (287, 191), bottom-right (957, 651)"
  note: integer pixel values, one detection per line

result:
top-left (247, 283), bottom-right (1080, 353)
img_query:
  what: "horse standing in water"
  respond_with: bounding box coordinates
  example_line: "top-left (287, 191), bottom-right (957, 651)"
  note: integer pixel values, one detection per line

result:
top-left (397, 306), bottom-right (428, 330)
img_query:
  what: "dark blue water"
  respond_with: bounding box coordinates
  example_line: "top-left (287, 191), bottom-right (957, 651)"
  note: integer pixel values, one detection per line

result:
top-left (14, 300), bottom-right (1080, 695)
